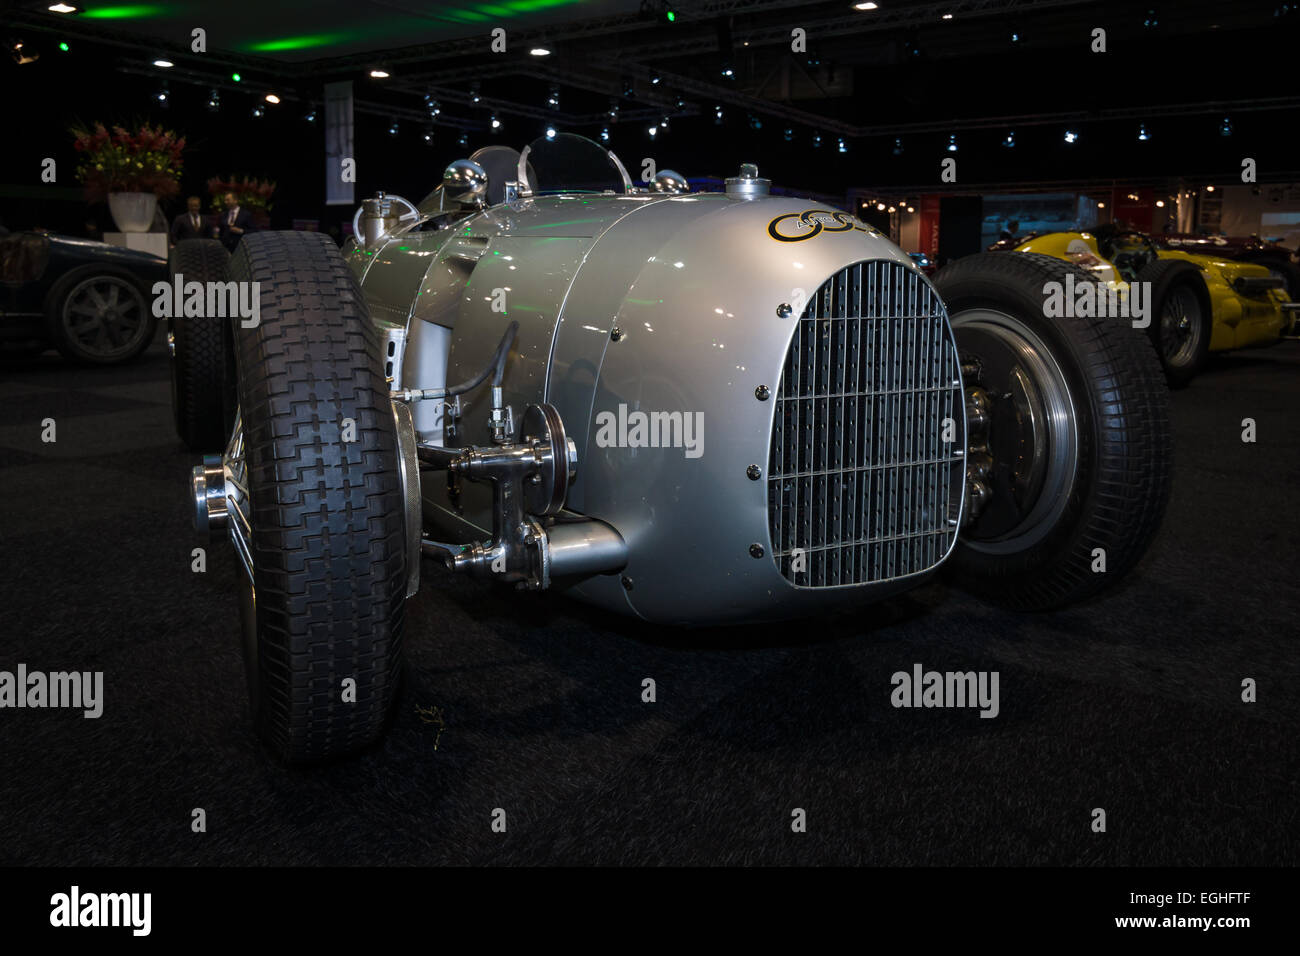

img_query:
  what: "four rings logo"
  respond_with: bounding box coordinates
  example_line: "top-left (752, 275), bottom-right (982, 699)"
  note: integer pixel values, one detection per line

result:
top-left (767, 209), bottom-right (876, 242)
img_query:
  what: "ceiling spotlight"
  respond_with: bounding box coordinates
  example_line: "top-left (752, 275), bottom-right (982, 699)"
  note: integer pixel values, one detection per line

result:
top-left (906, 205), bottom-right (915, 213)
top-left (1219, 116), bottom-right (1233, 136)
top-left (1206, 185), bottom-right (1215, 192)
top-left (1064, 128), bottom-right (1079, 144)
top-left (1002, 130), bottom-right (1016, 148)
top-left (490, 114), bottom-right (500, 129)
top-left (892, 137), bottom-right (904, 155)
top-left (231, 72), bottom-right (241, 82)
top-left (600, 127), bottom-right (610, 142)
top-left (675, 94), bottom-right (686, 110)
top-left (154, 82), bottom-right (169, 106)
top-left (854, 2), bottom-right (879, 8)
top-left (423, 129), bottom-right (435, 145)
top-left (876, 202), bottom-right (886, 211)
top-left (648, 124), bottom-right (658, 138)
top-left (49, 3), bottom-right (78, 11)
top-left (424, 94), bottom-right (441, 116)
top-left (721, 66), bottom-right (734, 77)
top-left (888, 205), bottom-right (896, 213)
top-left (1098, 201), bottom-right (1106, 208)
top-left (153, 59), bottom-right (173, 68)
top-left (1011, 32), bottom-right (1022, 42)
top-left (369, 69), bottom-right (390, 78)
top-left (470, 83), bottom-right (481, 104)
top-left (546, 126), bottom-right (557, 139)
top-left (303, 106), bottom-right (316, 123)
top-left (1137, 123), bottom-right (1150, 141)
top-left (1155, 199), bottom-right (1165, 207)
top-left (650, 70), bottom-right (661, 85)
top-left (748, 115), bottom-right (762, 130)
top-left (547, 85), bottom-right (560, 108)
top-left (458, 131), bottom-right (469, 148)
top-left (264, 93), bottom-right (280, 104)
top-left (206, 89), bottom-right (221, 112)
top-left (714, 105), bottom-right (724, 124)
top-left (529, 46), bottom-right (551, 57)
top-left (942, 12), bottom-right (953, 18)
top-left (251, 104), bottom-right (265, 119)
top-left (622, 76), bottom-right (635, 97)
top-left (11, 40), bottom-right (38, 65)
top-left (388, 120), bottom-right (399, 136)
top-left (947, 134), bottom-right (958, 152)
top-left (783, 127), bottom-right (794, 142)
top-left (660, 116), bottom-right (669, 129)
top-left (837, 137), bottom-right (848, 153)
top-left (1143, 8), bottom-right (1158, 27)
top-left (609, 100), bottom-right (620, 120)
top-left (812, 131), bottom-right (822, 148)
top-left (59, 41), bottom-right (69, 51)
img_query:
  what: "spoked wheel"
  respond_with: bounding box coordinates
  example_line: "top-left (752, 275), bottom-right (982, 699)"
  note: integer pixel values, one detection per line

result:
top-left (934, 252), bottom-right (1173, 609)
top-left (47, 270), bottom-right (155, 364)
top-left (1136, 258), bottom-right (1211, 388)
top-left (225, 231), bottom-right (409, 763)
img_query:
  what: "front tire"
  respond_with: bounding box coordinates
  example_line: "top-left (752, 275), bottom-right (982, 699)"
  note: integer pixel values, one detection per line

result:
top-left (934, 252), bottom-right (1172, 610)
top-left (1137, 258), bottom-right (1211, 388)
top-left (229, 231), bottom-right (407, 763)
top-left (168, 239), bottom-right (236, 449)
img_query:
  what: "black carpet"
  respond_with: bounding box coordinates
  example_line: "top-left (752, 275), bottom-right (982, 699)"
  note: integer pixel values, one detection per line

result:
top-left (1, 333), bottom-right (1297, 866)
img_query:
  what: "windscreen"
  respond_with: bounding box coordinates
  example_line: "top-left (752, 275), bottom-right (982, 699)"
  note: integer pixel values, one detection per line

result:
top-left (520, 132), bottom-right (630, 194)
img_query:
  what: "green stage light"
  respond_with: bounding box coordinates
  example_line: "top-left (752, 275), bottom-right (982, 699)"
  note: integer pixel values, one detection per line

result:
top-left (59, 42), bottom-right (70, 51)
top-left (247, 34), bottom-right (344, 53)
top-left (80, 5), bottom-right (164, 19)
top-left (231, 72), bottom-right (242, 82)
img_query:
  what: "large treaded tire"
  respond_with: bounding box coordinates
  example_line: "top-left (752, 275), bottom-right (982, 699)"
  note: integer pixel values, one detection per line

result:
top-left (168, 239), bottom-right (236, 449)
top-left (1136, 257), bottom-right (1211, 388)
top-left (934, 252), bottom-right (1172, 610)
top-left (230, 231), bottom-right (407, 763)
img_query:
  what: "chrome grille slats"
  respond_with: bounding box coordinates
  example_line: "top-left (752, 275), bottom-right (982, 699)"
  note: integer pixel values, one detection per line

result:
top-left (768, 259), bottom-right (965, 587)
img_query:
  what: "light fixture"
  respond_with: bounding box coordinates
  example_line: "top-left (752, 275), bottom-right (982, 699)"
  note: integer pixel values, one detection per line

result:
top-left (546, 126), bottom-right (557, 139)
top-left (251, 104), bottom-right (264, 119)
top-left (600, 127), bottom-right (610, 142)
top-left (1143, 8), bottom-right (1158, 27)
top-left (660, 116), bottom-right (669, 129)
top-left (49, 3), bottom-right (78, 12)
top-left (303, 106), bottom-right (316, 123)
top-left (153, 58), bottom-right (173, 68)
top-left (854, 2), bottom-right (879, 8)
top-left (1098, 201), bottom-right (1106, 208)
top-left (1011, 32), bottom-right (1021, 42)
top-left (490, 114), bottom-right (500, 129)
top-left (947, 134), bottom-right (958, 152)
top-left (529, 46), bottom-right (551, 56)
top-left (458, 131), bottom-right (469, 148)
top-left (622, 76), bottom-right (635, 97)
top-left (369, 69), bottom-right (390, 78)
top-left (470, 83), bottom-right (481, 104)
top-left (906, 205), bottom-right (915, 213)
top-left (721, 67), bottom-right (734, 77)
top-left (892, 137), bottom-right (904, 155)
top-left (942, 12), bottom-right (953, 18)
top-left (650, 70), bottom-right (661, 85)
top-left (748, 115), bottom-right (762, 130)
top-left (547, 86), bottom-right (560, 109)
top-left (812, 131), bottom-right (822, 148)
top-left (264, 93), bottom-right (280, 104)
top-left (388, 120), bottom-right (399, 136)
top-left (1064, 128), bottom-right (1079, 144)
top-left (231, 72), bottom-right (242, 82)
top-left (59, 41), bottom-right (69, 51)
top-left (1155, 199), bottom-right (1165, 207)
top-left (610, 99), bottom-right (621, 121)
top-left (876, 202), bottom-right (886, 211)
top-left (11, 40), bottom-right (38, 65)
top-left (1219, 116), bottom-right (1233, 136)
top-left (424, 94), bottom-right (441, 116)
top-left (648, 124), bottom-right (658, 138)
top-left (888, 205), bottom-right (896, 213)
top-left (206, 89), bottom-right (220, 112)
top-left (155, 81), bottom-right (169, 106)
top-left (423, 129), bottom-right (434, 145)
top-left (1002, 130), bottom-right (1015, 148)
top-left (837, 137), bottom-right (848, 153)
top-left (714, 105), bottom-right (724, 124)
top-left (1206, 184), bottom-right (1215, 192)
top-left (1137, 123), bottom-right (1150, 141)
top-left (783, 127), bottom-right (794, 142)
top-left (675, 94), bottom-right (686, 110)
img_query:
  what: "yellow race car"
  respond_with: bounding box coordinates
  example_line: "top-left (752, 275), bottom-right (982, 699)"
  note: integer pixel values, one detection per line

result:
top-left (997, 226), bottom-right (1295, 386)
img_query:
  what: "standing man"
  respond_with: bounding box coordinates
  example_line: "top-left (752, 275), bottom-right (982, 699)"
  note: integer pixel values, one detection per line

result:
top-left (218, 192), bottom-right (253, 251)
top-left (170, 196), bottom-right (207, 245)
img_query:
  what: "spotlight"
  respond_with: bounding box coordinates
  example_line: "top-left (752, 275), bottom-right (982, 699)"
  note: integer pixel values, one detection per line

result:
top-left (660, 116), bottom-right (669, 129)
top-left (721, 66), bottom-right (734, 78)
top-left (546, 126), bottom-right (557, 140)
top-left (748, 115), bottom-right (762, 130)
top-left (609, 99), bottom-right (621, 121)
top-left (876, 202), bottom-right (886, 211)
top-left (155, 82), bottom-right (169, 107)
top-left (369, 69), bottom-right (390, 78)
top-left (714, 105), bottom-right (724, 124)
top-left (942, 12), bottom-right (953, 18)
top-left (206, 89), bottom-right (221, 112)
top-left (854, 2), bottom-right (879, 8)
top-left (1206, 184), bottom-right (1215, 192)
top-left (888, 206), bottom-right (896, 213)
top-left (906, 205), bottom-right (915, 213)
top-left (1137, 123), bottom-right (1150, 141)
top-left (529, 46), bottom-right (551, 57)
top-left (303, 106), bottom-right (316, 123)
top-left (1143, 8), bottom-right (1158, 27)
top-left (1064, 128), bottom-right (1079, 144)
top-left (458, 131), bottom-right (469, 148)
top-left (600, 127), bottom-right (610, 142)
top-left (1098, 201), bottom-right (1105, 208)
top-left (622, 76), bottom-right (635, 97)
top-left (947, 134), bottom-right (958, 152)
top-left (1002, 130), bottom-right (1015, 148)
top-left (231, 72), bottom-right (241, 82)
top-left (650, 70), bottom-right (661, 85)
top-left (1156, 199), bottom-right (1165, 207)
top-left (1219, 116), bottom-right (1233, 136)
top-left (470, 83), bottom-right (481, 104)
top-left (664, 5), bottom-right (677, 22)
top-left (423, 129), bottom-right (435, 145)
top-left (388, 120), bottom-right (399, 136)
top-left (424, 94), bottom-right (441, 116)
top-left (59, 42), bottom-right (69, 52)
top-left (648, 125), bottom-right (658, 138)
top-left (153, 59), bottom-right (173, 68)
top-left (251, 104), bottom-right (265, 119)
top-left (892, 137), bottom-right (903, 156)
top-left (11, 40), bottom-right (39, 65)
top-left (783, 127), bottom-right (793, 142)
top-left (264, 93), bottom-right (280, 104)
top-left (812, 131), bottom-right (822, 148)
top-left (674, 94), bottom-right (686, 110)
top-left (837, 138), bottom-right (848, 153)
top-left (547, 85), bottom-right (560, 109)
top-left (49, 3), bottom-right (78, 11)
top-left (490, 114), bottom-right (500, 129)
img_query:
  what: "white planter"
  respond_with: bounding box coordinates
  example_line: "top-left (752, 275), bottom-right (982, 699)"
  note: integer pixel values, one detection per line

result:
top-left (107, 192), bottom-right (158, 233)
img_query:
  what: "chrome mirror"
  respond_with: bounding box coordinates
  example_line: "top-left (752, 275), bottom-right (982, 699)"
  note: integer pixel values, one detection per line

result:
top-left (443, 159), bottom-right (489, 207)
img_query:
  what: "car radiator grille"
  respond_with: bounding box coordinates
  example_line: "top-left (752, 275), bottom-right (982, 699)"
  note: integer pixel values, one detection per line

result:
top-left (767, 259), bottom-right (965, 587)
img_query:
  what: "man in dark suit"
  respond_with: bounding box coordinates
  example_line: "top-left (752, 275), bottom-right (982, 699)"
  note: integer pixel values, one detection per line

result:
top-left (218, 192), bottom-right (254, 251)
top-left (170, 196), bottom-right (207, 246)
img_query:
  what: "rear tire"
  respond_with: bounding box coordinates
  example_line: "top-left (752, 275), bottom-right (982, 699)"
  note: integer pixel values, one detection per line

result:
top-left (44, 265), bottom-right (155, 365)
top-left (168, 240), bottom-right (237, 449)
top-left (229, 231), bottom-right (407, 763)
top-left (1137, 258), bottom-right (1211, 388)
top-left (934, 252), bottom-right (1172, 610)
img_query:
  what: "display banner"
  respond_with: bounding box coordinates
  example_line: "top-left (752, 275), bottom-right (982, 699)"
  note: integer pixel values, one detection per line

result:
top-left (324, 80), bottom-right (354, 207)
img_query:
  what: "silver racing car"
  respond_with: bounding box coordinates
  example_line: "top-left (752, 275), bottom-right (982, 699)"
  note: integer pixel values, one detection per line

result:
top-left (169, 133), bottom-right (1171, 762)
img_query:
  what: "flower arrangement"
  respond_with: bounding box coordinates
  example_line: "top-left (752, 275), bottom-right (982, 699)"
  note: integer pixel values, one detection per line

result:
top-left (208, 176), bottom-right (277, 212)
top-left (71, 122), bottom-right (185, 202)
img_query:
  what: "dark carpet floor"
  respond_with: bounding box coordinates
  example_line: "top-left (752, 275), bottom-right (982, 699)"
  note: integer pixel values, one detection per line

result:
top-left (1, 332), bottom-right (1297, 866)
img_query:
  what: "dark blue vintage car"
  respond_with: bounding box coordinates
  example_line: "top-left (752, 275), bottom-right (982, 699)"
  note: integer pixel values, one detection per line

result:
top-left (0, 232), bottom-right (168, 363)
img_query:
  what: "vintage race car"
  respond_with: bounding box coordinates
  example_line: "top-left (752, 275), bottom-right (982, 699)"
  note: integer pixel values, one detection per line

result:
top-left (993, 227), bottom-right (1295, 386)
top-left (0, 231), bottom-right (165, 363)
top-left (1156, 232), bottom-right (1300, 300)
top-left (169, 134), bottom-right (1172, 762)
